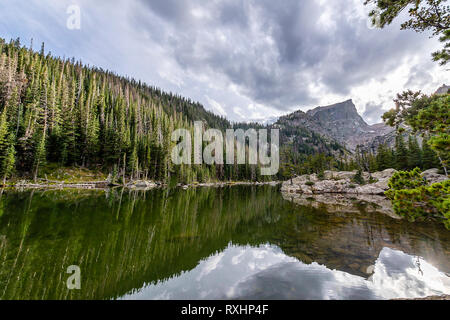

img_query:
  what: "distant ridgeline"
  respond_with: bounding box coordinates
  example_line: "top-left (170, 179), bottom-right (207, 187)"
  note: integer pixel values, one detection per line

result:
top-left (0, 37), bottom-right (285, 183)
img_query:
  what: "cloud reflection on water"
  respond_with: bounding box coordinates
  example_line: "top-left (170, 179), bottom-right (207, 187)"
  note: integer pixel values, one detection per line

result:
top-left (121, 244), bottom-right (450, 300)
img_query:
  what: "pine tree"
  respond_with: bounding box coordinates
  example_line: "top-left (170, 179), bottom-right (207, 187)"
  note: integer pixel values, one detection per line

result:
top-left (395, 134), bottom-right (408, 170)
top-left (422, 136), bottom-right (440, 170)
top-left (0, 110), bottom-right (8, 159)
top-left (375, 143), bottom-right (394, 171)
top-left (407, 135), bottom-right (422, 169)
top-left (33, 134), bottom-right (46, 181)
top-left (2, 132), bottom-right (16, 184)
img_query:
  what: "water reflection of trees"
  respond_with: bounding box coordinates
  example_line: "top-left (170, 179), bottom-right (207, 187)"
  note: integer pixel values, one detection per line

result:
top-left (0, 186), bottom-right (448, 300)
top-left (279, 195), bottom-right (450, 277)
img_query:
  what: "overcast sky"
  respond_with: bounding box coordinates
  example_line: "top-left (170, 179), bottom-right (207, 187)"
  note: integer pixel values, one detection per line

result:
top-left (0, 0), bottom-right (448, 124)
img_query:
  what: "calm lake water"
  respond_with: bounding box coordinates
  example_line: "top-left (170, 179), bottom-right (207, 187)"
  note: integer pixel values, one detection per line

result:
top-left (0, 186), bottom-right (449, 300)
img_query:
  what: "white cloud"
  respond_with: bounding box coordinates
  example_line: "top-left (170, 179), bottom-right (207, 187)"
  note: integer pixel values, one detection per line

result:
top-left (205, 96), bottom-right (227, 117)
top-left (121, 245), bottom-right (450, 300)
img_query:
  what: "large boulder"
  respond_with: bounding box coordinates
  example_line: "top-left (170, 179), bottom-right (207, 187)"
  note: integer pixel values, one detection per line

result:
top-left (372, 168), bottom-right (397, 180)
top-left (128, 181), bottom-right (158, 189)
top-left (422, 169), bottom-right (448, 184)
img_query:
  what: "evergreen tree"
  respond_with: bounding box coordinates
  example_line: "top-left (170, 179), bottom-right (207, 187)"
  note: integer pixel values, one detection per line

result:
top-left (407, 135), bottom-right (422, 169)
top-left (394, 134), bottom-right (408, 170)
top-left (422, 136), bottom-right (440, 170)
top-left (2, 132), bottom-right (16, 184)
top-left (375, 143), bottom-right (394, 171)
top-left (0, 110), bottom-right (8, 159)
top-left (365, 0), bottom-right (449, 65)
top-left (33, 134), bottom-right (46, 180)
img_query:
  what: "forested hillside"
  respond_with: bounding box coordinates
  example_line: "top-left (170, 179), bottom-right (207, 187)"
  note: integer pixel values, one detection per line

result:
top-left (0, 38), bottom-right (276, 183)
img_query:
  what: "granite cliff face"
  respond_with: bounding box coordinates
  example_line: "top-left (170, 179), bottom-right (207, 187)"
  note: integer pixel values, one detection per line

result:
top-left (275, 99), bottom-right (394, 151)
top-left (306, 99), bottom-right (368, 141)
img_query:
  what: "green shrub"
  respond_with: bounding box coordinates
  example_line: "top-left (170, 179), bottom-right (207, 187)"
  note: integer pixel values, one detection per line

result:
top-left (385, 168), bottom-right (426, 199)
top-left (317, 171), bottom-right (325, 180)
top-left (368, 177), bottom-right (379, 184)
top-left (352, 170), bottom-right (365, 185)
top-left (305, 181), bottom-right (315, 186)
top-left (385, 168), bottom-right (449, 229)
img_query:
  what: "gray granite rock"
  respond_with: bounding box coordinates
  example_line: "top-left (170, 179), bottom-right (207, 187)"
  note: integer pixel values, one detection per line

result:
top-left (281, 169), bottom-right (396, 195)
top-left (422, 168), bottom-right (448, 184)
top-left (281, 168), bottom-right (448, 197)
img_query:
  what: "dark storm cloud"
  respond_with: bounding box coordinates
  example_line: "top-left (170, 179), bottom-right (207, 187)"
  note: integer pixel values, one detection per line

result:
top-left (262, 0), bottom-right (339, 67)
top-left (218, 1), bottom-right (248, 28)
top-left (132, 0), bottom-right (431, 113)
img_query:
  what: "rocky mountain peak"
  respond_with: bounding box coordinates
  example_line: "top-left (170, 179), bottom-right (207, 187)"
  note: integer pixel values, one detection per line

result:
top-left (274, 99), bottom-right (395, 151)
top-left (307, 99), bottom-right (367, 126)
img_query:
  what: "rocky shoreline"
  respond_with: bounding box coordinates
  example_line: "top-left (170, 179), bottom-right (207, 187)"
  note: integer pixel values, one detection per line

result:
top-left (281, 168), bottom-right (448, 217)
top-left (281, 168), bottom-right (447, 196)
top-left (8, 180), bottom-right (281, 190)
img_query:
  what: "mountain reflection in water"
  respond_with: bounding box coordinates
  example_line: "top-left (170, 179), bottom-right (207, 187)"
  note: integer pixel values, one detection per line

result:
top-left (0, 186), bottom-right (448, 300)
top-left (122, 245), bottom-right (450, 300)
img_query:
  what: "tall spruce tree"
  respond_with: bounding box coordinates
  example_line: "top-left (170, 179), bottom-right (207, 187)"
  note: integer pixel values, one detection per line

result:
top-left (407, 135), bottom-right (422, 169)
top-left (2, 132), bottom-right (16, 184)
top-left (395, 134), bottom-right (408, 170)
top-left (422, 136), bottom-right (440, 170)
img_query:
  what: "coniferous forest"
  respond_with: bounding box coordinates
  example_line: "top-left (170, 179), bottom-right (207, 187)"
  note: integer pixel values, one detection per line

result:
top-left (0, 38), bottom-right (280, 184)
